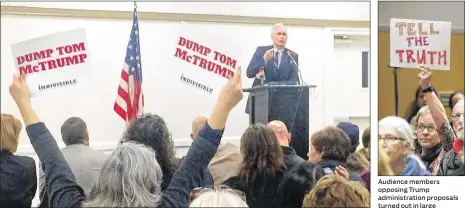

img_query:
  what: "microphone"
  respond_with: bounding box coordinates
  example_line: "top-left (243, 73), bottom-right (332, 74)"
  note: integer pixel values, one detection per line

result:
top-left (286, 51), bottom-right (306, 86)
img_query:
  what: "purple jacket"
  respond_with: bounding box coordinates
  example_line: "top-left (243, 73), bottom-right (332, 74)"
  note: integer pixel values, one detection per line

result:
top-left (401, 154), bottom-right (432, 176)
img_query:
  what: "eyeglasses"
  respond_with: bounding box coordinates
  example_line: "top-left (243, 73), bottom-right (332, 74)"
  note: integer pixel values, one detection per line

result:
top-left (451, 113), bottom-right (464, 120)
top-left (378, 135), bottom-right (404, 144)
top-left (190, 185), bottom-right (246, 202)
top-left (416, 125), bottom-right (436, 133)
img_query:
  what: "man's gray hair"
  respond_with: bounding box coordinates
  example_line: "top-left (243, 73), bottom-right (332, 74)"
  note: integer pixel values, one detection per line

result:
top-left (271, 23), bottom-right (287, 34)
top-left (379, 116), bottom-right (414, 144)
top-left (61, 117), bottom-right (87, 146)
top-left (83, 141), bottom-right (163, 207)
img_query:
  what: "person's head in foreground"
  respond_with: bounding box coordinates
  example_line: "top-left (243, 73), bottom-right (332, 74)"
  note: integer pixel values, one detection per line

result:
top-left (358, 127), bottom-right (370, 161)
top-left (190, 116), bottom-right (208, 140)
top-left (415, 106), bottom-right (442, 151)
top-left (83, 141), bottom-right (163, 207)
top-left (61, 117), bottom-right (89, 146)
top-left (449, 91), bottom-right (464, 109)
top-left (267, 120), bottom-right (291, 146)
top-left (307, 126), bottom-right (351, 163)
top-left (378, 143), bottom-right (394, 176)
top-left (239, 123), bottom-right (284, 183)
top-left (302, 175), bottom-right (370, 207)
top-left (337, 122), bottom-right (360, 153)
top-left (189, 185), bottom-right (248, 207)
top-left (379, 116), bottom-right (431, 176)
top-left (0, 114), bottom-right (22, 153)
top-left (121, 113), bottom-right (177, 189)
top-left (271, 23), bottom-right (287, 49)
top-left (451, 99), bottom-right (464, 161)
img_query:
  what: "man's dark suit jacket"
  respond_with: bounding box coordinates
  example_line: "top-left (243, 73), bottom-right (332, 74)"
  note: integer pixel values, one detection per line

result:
top-left (245, 45), bottom-right (299, 114)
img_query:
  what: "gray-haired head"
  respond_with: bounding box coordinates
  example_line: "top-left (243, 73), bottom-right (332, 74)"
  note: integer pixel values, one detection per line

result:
top-left (61, 117), bottom-right (87, 146)
top-left (271, 23), bottom-right (287, 35)
top-left (83, 141), bottom-right (163, 207)
top-left (190, 189), bottom-right (248, 207)
top-left (379, 116), bottom-right (414, 144)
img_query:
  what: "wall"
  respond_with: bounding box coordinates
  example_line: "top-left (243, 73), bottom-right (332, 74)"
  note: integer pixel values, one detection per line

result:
top-left (378, 1), bottom-right (465, 33)
top-left (378, 32), bottom-right (465, 119)
top-left (333, 36), bottom-right (370, 118)
top-left (1, 2), bottom-right (369, 21)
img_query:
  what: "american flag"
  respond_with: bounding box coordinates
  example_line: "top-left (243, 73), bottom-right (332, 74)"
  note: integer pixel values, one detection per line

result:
top-left (114, 2), bottom-right (144, 123)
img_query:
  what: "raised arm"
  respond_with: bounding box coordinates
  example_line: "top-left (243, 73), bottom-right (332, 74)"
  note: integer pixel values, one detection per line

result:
top-left (9, 75), bottom-right (85, 207)
top-left (418, 65), bottom-right (455, 152)
top-left (160, 67), bottom-right (244, 207)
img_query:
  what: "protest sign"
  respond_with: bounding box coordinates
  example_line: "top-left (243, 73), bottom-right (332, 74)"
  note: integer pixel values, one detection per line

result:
top-left (390, 18), bottom-right (451, 70)
top-left (11, 28), bottom-right (91, 96)
top-left (171, 23), bottom-right (242, 98)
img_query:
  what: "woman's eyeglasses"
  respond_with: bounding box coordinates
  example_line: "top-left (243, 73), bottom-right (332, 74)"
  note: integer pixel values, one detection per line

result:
top-left (451, 113), bottom-right (464, 120)
top-left (378, 135), bottom-right (403, 144)
top-left (190, 185), bottom-right (246, 202)
top-left (416, 125), bottom-right (436, 133)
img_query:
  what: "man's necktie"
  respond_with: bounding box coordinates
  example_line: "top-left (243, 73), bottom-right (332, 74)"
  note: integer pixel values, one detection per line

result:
top-left (274, 51), bottom-right (280, 68)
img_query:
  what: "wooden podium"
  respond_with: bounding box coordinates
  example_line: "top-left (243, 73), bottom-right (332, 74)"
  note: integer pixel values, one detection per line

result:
top-left (243, 82), bottom-right (316, 160)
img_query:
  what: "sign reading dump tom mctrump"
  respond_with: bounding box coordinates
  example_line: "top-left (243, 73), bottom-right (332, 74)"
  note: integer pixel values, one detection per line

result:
top-left (390, 18), bottom-right (452, 70)
top-left (11, 28), bottom-right (91, 96)
top-left (172, 23), bottom-right (242, 98)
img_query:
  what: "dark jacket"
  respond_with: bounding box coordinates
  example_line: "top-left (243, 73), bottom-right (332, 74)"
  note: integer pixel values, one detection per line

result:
top-left (177, 157), bottom-right (214, 189)
top-left (281, 146), bottom-right (305, 171)
top-left (245, 45), bottom-right (299, 114)
top-left (0, 150), bottom-right (37, 208)
top-left (25, 122), bottom-right (223, 207)
top-left (437, 150), bottom-right (464, 176)
top-left (315, 159), bottom-right (365, 184)
top-left (223, 169), bottom-right (285, 208)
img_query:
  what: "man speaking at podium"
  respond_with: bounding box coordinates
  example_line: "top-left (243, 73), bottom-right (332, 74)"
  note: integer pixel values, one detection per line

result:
top-left (245, 23), bottom-right (300, 114)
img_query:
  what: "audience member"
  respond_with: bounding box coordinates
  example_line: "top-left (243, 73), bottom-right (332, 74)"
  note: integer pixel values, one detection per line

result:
top-left (0, 114), bottom-right (37, 208)
top-left (414, 65), bottom-right (455, 175)
top-left (223, 123), bottom-right (285, 208)
top-left (379, 116), bottom-right (431, 176)
top-left (405, 86), bottom-right (438, 124)
top-left (438, 99), bottom-right (464, 176)
top-left (302, 175), bottom-right (370, 207)
top-left (189, 185), bottom-right (248, 207)
top-left (38, 117), bottom-right (107, 207)
top-left (449, 91), bottom-right (464, 109)
top-left (337, 122), bottom-right (360, 153)
top-left (378, 143), bottom-right (394, 176)
top-left (121, 113), bottom-right (213, 190)
top-left (358, 127), bottom-right (370, 161)
top-left (267, 120), bottom-right (305, 170)
top-left (307, 126), bottom-right (365, 183)
top-left (8, 66), bottom-right (243, 207)
top-left (190, 115), bottom-right (242, 185)
top-left (84, 141), bottom-right (163, 206)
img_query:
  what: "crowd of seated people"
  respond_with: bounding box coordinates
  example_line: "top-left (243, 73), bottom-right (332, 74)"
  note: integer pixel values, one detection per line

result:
top-left (379, 65), bottom-right (464, 176)
top-left (1, 68), bottom-right (370, 207)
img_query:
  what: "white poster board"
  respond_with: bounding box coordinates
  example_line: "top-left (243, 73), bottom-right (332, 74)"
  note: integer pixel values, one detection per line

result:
top-left (390, 18), bottom-right (451, 70)
top-left (171, 23), bottom-right (242, 98)
top-left (11, 28), bottom-right (91, 96)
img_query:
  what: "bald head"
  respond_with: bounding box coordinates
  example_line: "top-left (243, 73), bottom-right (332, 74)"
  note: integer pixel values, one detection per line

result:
top-left (267, 120), bottom-right (291, 146)
top-left (191, 116), bottom-right (208, 140)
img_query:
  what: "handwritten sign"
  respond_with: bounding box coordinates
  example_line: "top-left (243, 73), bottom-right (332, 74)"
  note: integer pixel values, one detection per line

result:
top-left (390, 18), bottom-right (451, 70)
top-left (11, 28), bottom-right (91, 96)
top-left (172, 23), bottom-right (242, 98)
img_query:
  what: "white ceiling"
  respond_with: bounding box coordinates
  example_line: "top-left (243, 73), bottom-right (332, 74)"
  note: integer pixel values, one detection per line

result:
top-left (378, 1), bottom-right (465, 33)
